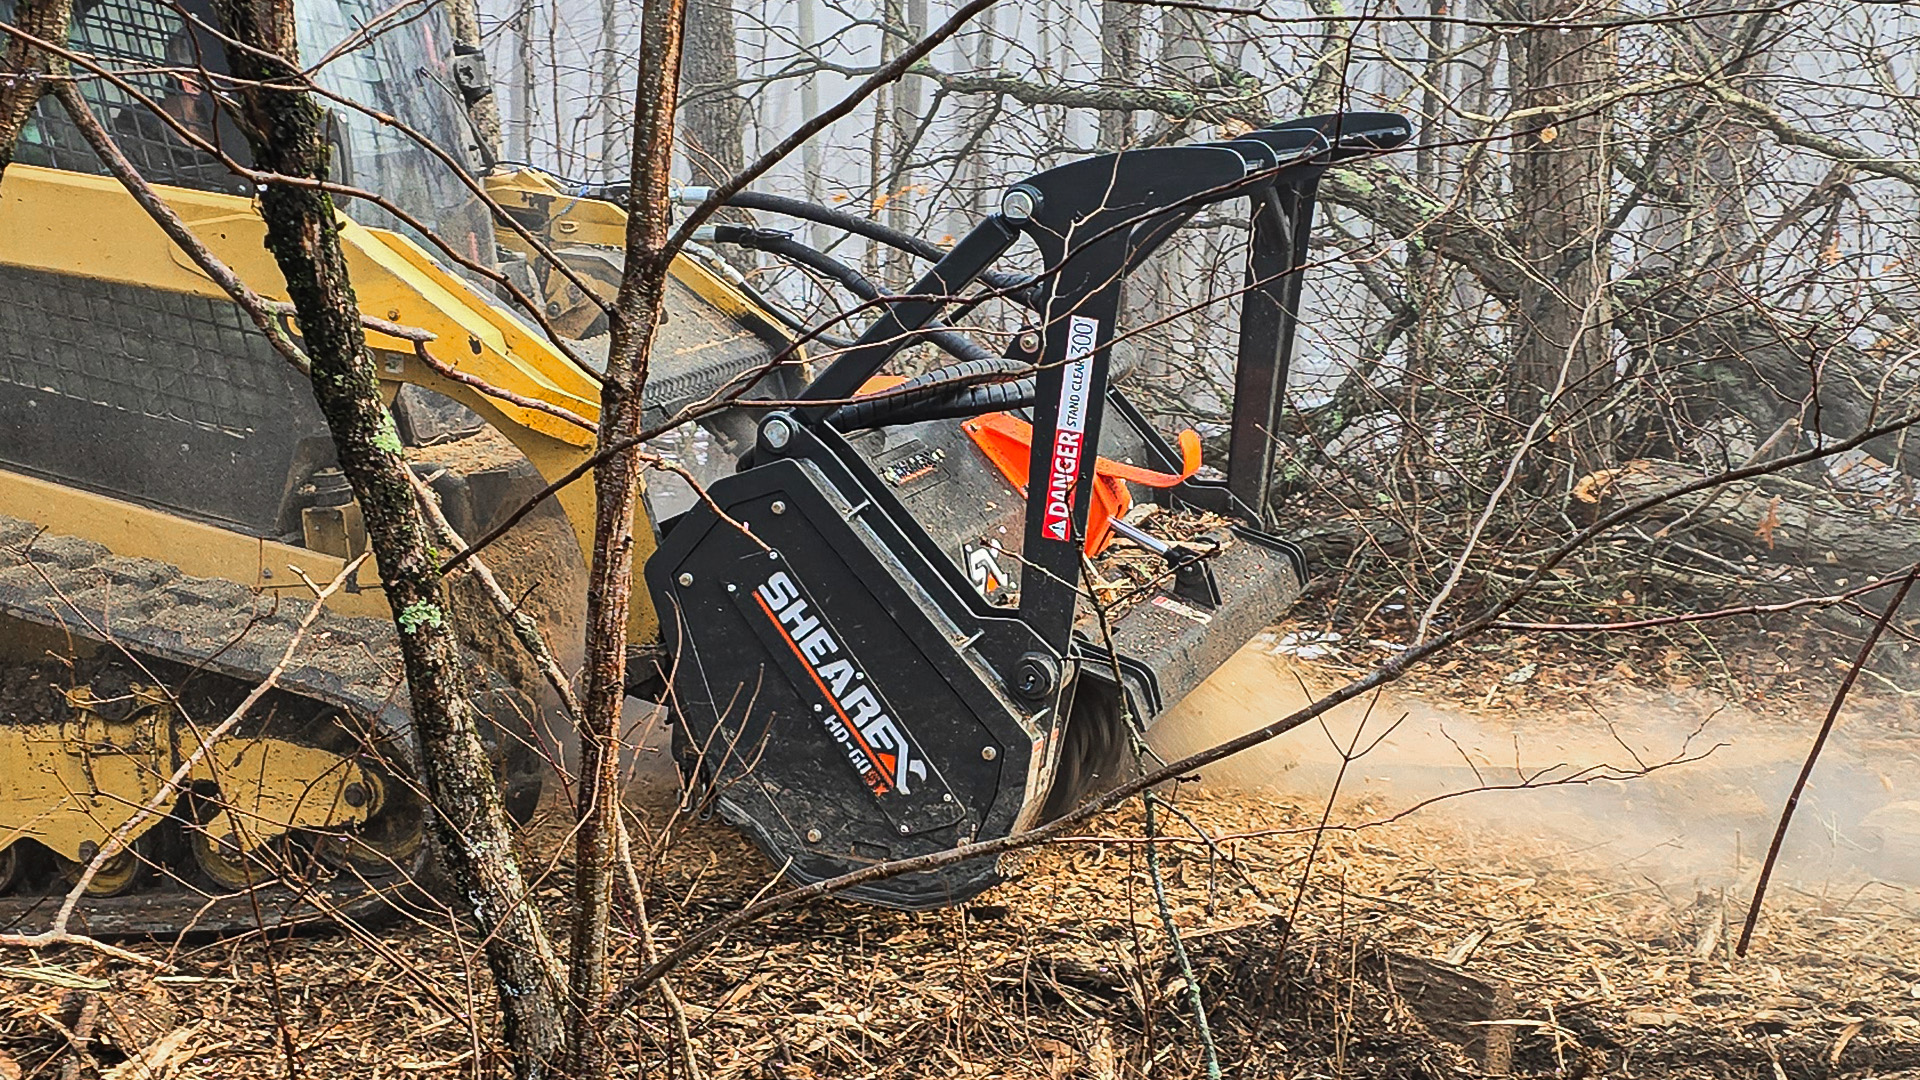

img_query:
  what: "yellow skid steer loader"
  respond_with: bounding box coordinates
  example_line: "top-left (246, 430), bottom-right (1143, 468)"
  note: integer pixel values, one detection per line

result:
top-left (0, 0), bottom-right (1406, 928)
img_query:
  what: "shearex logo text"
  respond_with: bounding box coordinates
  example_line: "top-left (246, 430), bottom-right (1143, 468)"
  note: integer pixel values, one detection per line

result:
top-left (753, 570), bottom-right (928, 797)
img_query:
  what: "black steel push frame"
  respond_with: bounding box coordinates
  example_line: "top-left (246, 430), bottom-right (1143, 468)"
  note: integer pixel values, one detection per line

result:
top-left (756, 109), bottom-right (1411, 666)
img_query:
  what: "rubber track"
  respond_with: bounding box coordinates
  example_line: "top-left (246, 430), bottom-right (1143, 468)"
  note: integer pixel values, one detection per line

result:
top-left (0, 515), bottom-right (412, 732)
top-left (0, 514), bottom-right (435, 936)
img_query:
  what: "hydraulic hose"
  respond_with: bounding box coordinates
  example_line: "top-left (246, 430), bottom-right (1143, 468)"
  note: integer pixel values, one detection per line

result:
top-left (721, 191), bottom-right (946, 262)
top-left (690, 189), bottom-right (1039, 306)
top-left (682, 238), bottom-right (856, 350)
top-left (710, 225), bottom-right (999, 365)
top-left (828, 358), bottom-right (1036, 431)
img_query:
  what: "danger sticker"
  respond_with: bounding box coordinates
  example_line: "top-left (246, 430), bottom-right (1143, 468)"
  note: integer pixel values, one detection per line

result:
top-left (1041, 315), bottom-right (1100, 543)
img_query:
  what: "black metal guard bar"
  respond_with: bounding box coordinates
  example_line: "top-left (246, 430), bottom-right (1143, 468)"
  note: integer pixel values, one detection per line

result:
top-left (1226, 113), bottom-right (1413, 525)
top-left (1007, 142), bottom-right (1267, 647)
top-left (776, 111), bottom-right (1412, 657)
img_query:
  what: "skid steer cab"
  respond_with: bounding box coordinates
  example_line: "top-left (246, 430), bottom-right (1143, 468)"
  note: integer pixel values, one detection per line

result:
top-left (646, 112), bottom-right (1411, 909)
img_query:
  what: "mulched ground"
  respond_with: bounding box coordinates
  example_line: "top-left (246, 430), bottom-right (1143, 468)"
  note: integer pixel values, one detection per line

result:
top-left (4, 771), bottom-right (1919, 1079)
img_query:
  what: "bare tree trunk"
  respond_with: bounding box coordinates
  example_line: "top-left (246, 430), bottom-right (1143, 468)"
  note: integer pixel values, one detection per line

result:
top-left (682, 0), bottom-right (747, 268)
top-left (1134, 4), bottom-right (1212, 372)
top-left (863, 20), bottom-right (892, 285)
top-left (546, 9), bottom-right (569, 176)
top-left (1302, 0), bottom-right (1354, 115)
top-left (796, 0), bottom-right (823, 241)
top-left (1096, 0), bottom-right (1139, 151)
top-left (681, 0), bottom-right (743, 185)
top-left (1506, 0), bottom-right (1614, 482)
top-left (207, 0), bottom-right (566, 1074)
top-left (567, 0), bottom-right (688, 1073)
top-left (1641, 2), bottom-right (1772, 272)
top-left (1400, 0), bottom-right (1455, 477)
top-left (1157, 4), bottom-right (1209, 112)
top-left (442, 0), bottom-right (500, 161)
top-left (960, 3), bottom-right (993, 220)
top-left (0, 0), bottom-right (74, 177)
top-left (1415, 0), bottom-right (1451, 188)
top-left (507, 0), bottom-right (533, 161)
top-left (598, 0), bottom-right (625, 171)
top-left (884, 0), bottom-right (926, 287)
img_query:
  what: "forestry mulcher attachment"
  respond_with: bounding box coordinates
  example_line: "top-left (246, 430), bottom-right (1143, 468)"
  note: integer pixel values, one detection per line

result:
top-left (0, 0), bottom-right (1406, 930)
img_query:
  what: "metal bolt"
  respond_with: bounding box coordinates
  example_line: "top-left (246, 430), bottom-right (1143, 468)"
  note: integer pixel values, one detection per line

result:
top-left (343, 782), bottom-right (369, 808)
top-left (1016, 331), bottom-right (1041, 354)
top-left (771, 500), bottom-right (787, 515)
top-left (898, 824), bottom-right (911, 835)
top-left (943, 793), bottom-right (954, 803)
top-left (762, 415), bottom-right (794, 451)
top-left (677, 572), bottom-right (694, 587)
top-left (981, 746), bottom-right (998, 761)
top-left (726, 583), bottom-right (737, 593)
top-left (77, 840), bottom-right (97, 861)
top-left (806, 827), bottom-right (823, 843)
top-left (1001, 187), bottom-right (1039, 222)
top-left (1012, 651), bottom-right (1060, 701)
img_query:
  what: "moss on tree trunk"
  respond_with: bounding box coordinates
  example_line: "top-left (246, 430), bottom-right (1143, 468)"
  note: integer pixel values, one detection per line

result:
top-left (208, 0), bottom-right (566, 1072)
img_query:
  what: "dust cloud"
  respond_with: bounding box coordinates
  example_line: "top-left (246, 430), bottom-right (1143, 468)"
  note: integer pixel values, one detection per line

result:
top-left (1145, 633), bottom-right (1920, 891)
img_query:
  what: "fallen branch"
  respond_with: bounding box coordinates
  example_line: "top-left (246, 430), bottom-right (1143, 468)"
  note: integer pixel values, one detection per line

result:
top-left (1492, 571), bottom-right (1910, 631)
top-left (1575, 458), bottom-right (1920, 574)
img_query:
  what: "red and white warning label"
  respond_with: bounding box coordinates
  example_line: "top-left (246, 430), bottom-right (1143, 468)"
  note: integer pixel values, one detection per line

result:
top-left (1041, 315), bottom-right (1100, 542)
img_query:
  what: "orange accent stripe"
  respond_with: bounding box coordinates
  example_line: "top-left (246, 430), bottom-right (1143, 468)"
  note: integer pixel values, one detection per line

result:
top-left (754, 591), bottom-right (892, 794)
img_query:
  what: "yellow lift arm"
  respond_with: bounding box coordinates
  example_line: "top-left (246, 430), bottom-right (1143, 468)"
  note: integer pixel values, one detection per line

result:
top-left (0, 163), bottom-right (762, 642)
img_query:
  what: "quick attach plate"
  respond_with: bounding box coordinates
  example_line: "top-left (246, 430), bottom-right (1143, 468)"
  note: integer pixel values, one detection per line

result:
top-left (646, 457), bottom-right (1044, 910)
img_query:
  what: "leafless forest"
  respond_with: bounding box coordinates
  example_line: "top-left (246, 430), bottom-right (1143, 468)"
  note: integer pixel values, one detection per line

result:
top-left (6, 0), bottom-right (1920, 1077)
top-left (484, 0), bottom-right (1920, 622)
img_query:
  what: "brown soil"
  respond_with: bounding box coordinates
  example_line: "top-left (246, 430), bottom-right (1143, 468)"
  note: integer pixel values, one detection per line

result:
top-left (406, 427), bottom-right (531, 475)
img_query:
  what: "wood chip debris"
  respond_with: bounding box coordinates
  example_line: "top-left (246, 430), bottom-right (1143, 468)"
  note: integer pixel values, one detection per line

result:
top-left (1, 787), bottom-right (1916, 1077)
